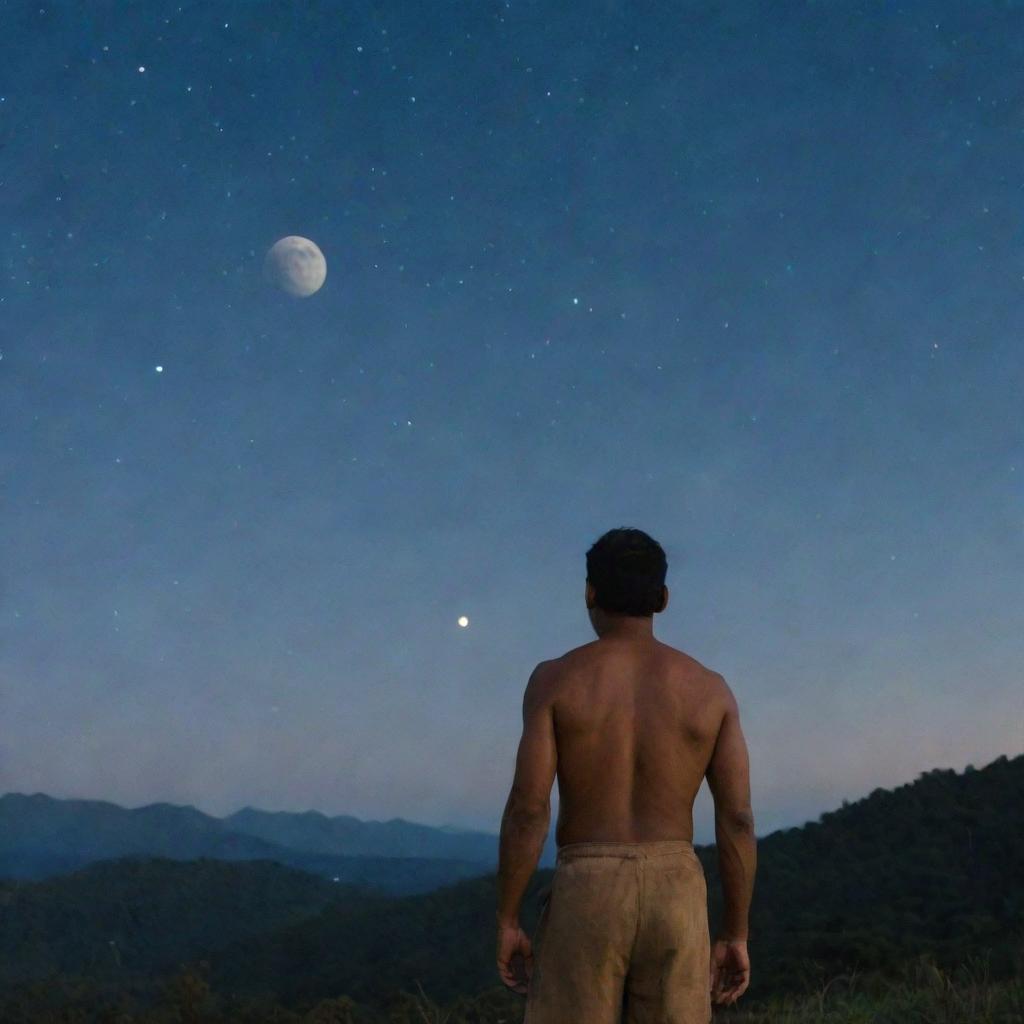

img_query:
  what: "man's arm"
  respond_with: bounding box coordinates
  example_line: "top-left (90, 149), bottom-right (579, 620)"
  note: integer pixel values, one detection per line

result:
top-left (496, 661), bottom-right (558, 927)
top-left (705, 677), bottom-right (756, 941)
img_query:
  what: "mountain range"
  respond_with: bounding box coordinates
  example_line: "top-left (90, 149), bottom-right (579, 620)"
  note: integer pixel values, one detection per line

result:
top-left (0, 750), bottom-right (1020, 1013)
top-left (0, 791), bottom-right (538, 894)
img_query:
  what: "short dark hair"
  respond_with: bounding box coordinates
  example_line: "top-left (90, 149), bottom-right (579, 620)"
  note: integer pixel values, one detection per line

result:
top-left (586, 528), bottom-right (667, 617)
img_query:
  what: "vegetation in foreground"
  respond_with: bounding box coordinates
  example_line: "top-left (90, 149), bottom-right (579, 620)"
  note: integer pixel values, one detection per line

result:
top-left (0, 952), bottom-right (1021, 1023)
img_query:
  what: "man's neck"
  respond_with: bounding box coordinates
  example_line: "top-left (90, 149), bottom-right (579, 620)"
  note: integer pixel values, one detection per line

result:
top-left (595, 616), bottom-right (655, 641)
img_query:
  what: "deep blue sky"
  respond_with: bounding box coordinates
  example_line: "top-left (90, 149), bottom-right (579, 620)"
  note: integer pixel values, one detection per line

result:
top-left (1, 2), bottom-right (1021, 843)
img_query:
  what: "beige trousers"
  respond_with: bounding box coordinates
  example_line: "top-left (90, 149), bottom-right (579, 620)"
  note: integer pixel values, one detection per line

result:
top-left (524, 840), bottom-right (711, 1024)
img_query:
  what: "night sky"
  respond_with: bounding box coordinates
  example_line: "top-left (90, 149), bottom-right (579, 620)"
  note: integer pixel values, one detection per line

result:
top-left (2, 2), bottom-right (1022, 844)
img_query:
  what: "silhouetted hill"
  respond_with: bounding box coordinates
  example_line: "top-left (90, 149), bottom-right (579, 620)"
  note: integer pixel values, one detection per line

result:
top-left (0, 793), bottom-right (510, 893)
top-left (709, 751), bottom-right (1024, 993)
top-left (0, 857), bottom-right (371, 989)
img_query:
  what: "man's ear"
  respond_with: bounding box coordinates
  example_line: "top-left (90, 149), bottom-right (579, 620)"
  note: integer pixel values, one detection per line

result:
top-left (658, 586), bottom-right (669, 613)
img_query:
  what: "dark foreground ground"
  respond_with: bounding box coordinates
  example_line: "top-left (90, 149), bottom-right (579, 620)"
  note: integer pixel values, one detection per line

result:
top-left (1, 954), bottom-right (1022, 1024)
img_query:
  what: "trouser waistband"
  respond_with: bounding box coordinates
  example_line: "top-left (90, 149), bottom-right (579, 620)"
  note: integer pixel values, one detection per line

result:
top-left (556, 839), bottom-right (695, 863)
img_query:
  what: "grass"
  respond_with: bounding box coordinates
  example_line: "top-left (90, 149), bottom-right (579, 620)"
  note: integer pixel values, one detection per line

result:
top-left (1, 953), bottom-right (1020, 1022)
top-left (399, 955), bottom-right (1024, 1024)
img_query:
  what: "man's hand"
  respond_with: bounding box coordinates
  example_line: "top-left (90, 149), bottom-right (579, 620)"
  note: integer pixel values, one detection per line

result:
top-left (496, 920), bottom-right (533, 995)
top-left (710, 938), bottom-right (750, 1005)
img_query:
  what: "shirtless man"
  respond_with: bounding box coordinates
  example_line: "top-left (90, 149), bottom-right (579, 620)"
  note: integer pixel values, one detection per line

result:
top-left (495, 527), bottom-right (756, 1022)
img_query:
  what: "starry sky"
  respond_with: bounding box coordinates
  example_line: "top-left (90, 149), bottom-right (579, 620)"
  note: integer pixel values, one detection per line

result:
top-left (1, 2), bottom-right (1022, 845)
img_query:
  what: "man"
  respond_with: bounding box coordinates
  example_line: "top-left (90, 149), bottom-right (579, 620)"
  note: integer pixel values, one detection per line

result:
top-left (495, 527), bottom-right (756, 1022)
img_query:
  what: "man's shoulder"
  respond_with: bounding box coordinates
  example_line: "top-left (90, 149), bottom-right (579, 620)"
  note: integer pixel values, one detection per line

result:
top-left (527, 645), bottom-right (592, 692)
top-left (655, 644), bottom-right (725, 683)
top-left (542, 641), bottom-right (603, 675)
top-left (554, 641), bottom-right (598, 661)
top-left (527, 653), bottom-right (576, 686)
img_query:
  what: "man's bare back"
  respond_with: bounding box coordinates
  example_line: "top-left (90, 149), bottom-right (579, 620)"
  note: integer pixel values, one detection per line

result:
top-left (548, 635), bottom-right (728, 848)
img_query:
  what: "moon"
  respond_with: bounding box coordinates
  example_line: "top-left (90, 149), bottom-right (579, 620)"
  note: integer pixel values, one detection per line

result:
top-left (263, 236), bottom-right (327, 297)
top-left (458, 616), bottom-right (469, 628)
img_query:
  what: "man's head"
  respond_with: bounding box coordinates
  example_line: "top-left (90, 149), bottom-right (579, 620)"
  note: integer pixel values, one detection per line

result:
top-left (585, 528), bottom-right (669, 636)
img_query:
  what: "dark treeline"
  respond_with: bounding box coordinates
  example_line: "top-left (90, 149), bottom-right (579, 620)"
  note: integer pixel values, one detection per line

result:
top-left (0, 751), bottom-right (1021, 1021)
